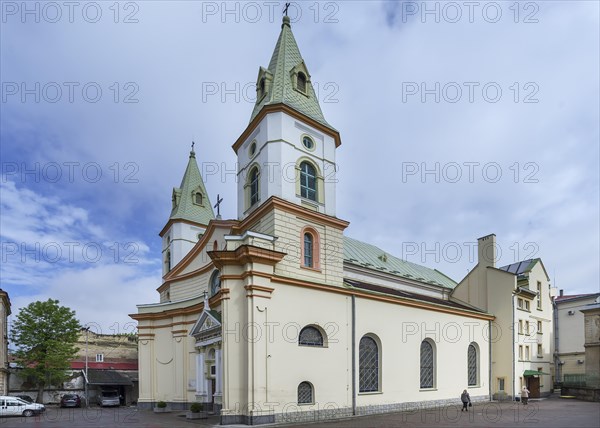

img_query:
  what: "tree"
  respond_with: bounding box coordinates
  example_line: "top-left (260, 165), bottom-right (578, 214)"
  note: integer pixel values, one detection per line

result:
top-left (10, 299), bottom-right (80, 402)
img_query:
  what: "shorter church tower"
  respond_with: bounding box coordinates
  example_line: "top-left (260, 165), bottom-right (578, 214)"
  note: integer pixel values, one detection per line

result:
top-left (159, 145), bottom-right (215, 276)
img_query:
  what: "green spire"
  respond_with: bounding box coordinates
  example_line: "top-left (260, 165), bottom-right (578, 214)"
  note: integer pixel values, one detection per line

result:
top-left (170, 145), bottom-right (215, 225)
top-left (250, 16), bottom-right (335, 131)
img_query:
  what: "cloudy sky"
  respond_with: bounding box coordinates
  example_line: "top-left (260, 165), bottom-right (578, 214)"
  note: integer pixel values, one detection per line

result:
top-left (1, 1), bottom-right (598, 334)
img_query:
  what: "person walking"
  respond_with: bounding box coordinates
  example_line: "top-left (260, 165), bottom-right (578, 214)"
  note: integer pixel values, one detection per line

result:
top-left (521, 386), bottom-right (530, 405)
top-left (461, 389), bottom-right (471, 411)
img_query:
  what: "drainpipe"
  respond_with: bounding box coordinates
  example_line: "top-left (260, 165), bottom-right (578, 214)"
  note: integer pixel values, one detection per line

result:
top-left (351, 295), bottom-right (356, 416)
top-left (553, 298), bottom-right (560, 384)
top-left (512, 293), bottom-right (516, 401)
top-left (489, 319), bottom-right (492, 401)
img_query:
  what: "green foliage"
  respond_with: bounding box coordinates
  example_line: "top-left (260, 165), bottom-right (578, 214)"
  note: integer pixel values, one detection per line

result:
top-left (10, 299), bottom-right (80, 393)
top-left (190, 403), bottom-right (203, 413)
top-left (156, 401), bottom-right (167, 408)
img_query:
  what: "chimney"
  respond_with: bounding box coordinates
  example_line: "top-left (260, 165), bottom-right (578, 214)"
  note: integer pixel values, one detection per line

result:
top-left (560, 289), bottom-right (564, 297)
top-left (477, 234), bottom-right (497, 268)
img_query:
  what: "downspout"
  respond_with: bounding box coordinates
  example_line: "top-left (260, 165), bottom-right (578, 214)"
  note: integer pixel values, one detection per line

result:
top-left (553, 299), bottom-right (560, 384)
top-left (488, 319), bottom-right (492, 401)
top-left (351, 295), bottom-right (356, 416)
top-left (512, 292), bottom-right (516, 401)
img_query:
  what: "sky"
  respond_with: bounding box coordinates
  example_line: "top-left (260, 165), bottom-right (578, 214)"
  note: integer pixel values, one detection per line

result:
top-left (1, 1), bottom-right (599, 335)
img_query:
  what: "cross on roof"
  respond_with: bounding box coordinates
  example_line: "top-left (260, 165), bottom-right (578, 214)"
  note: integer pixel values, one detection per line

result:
top-left (214, 194), bottom-right (223, 219)
top-left (283, 2), bottom-right (290, 16)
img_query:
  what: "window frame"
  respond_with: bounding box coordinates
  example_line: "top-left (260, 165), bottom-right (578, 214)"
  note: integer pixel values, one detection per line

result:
top-left (467, 343), bottom-right (479, 387)
top-left (209, 270), bottom-right (221, 296)
top-left (249, 166), bottom-right (260, 207)
top-left (297, 72), bottom-right (307, 94)
top-left (297, 381), bottom-right (314, 405)
top-left (358, 334), bottom-right (381, 393)
top-left (299, 161), bottom-right (317, 202)
top-left (420, 339), bottom-right (436, 389)
top-left (298, 325), bottom-right (325, 347)
top-left (300, 227), bottom-right (320, 270)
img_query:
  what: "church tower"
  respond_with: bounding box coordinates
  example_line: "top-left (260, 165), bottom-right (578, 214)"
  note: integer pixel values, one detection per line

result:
top-left (159, 145), bottom-right (214, 276)
top-left (233, 15), bottom-right (341, 220)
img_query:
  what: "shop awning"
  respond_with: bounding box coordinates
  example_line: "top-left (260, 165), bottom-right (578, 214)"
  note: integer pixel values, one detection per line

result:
top-left (523, 370), bottom-right (550, 376)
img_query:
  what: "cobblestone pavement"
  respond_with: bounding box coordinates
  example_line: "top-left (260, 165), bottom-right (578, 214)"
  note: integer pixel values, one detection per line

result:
top-left (0, 397), bottom-right (598, 427)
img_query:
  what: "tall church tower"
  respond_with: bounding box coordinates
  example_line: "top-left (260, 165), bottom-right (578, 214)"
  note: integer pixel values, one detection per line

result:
top-left (159, 146), bottom-right (214, 276)
top-left (233, 15), bottom-right (341, 220)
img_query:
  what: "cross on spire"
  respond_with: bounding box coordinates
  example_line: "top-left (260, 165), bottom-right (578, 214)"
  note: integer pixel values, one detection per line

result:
top-left (283, 2), bottom-right (290, 16)
top-left (214, 194), bottom-right (223, 219)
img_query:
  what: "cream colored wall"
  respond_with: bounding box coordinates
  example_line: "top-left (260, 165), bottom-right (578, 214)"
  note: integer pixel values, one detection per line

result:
top-left (221, 274), bottom-right (490, 418)
top-left (557, 297), bottom-right (598, 353)
top-left (486, 268), bottom-right (515, 396)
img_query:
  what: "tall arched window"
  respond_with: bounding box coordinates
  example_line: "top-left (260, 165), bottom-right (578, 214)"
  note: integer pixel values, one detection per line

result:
top-left (297, 382), bottom-right (313, 404)
top-left (298, 326), bottom-right (324, 347)
top-left (420, 340), bottom-right (435, 389)
top-left (303, 233), bottom-right (314, 267)
top-left (194, 192), bottom-right (203, 205)
top-left (210, 270), bottom-right (221, 296)
top-left (359, 335), bottom-right (379, 392)
top-left (297, 72), bottom-right (307, 93)
top-left (300, 161), bottom-right (317, 201)
top-left (249, 167), bottom-right (259, 207)
top-left (165, 250), bottom-right (171, 272)
top-left (468, 343), bottom-right (478, 386)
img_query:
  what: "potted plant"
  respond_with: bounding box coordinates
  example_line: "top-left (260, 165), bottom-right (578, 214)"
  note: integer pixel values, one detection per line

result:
top-left (186, 402), bottom-right (207, 419)
top-left (153, 401), bottom-right (169, 413)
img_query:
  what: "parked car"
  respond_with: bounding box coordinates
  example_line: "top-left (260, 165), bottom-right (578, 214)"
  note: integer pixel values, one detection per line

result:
top-left (60, 394), bottom-right (81, 408)
top-left (0, 396), bottom-right (45, 417)
top-left (12, 395), bottom-right (34, 404)
top-left (97, 390), bottom-right (120, 407)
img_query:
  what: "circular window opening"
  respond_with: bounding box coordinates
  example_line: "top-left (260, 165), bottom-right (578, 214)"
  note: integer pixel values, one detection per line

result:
top-left (249, 141), bottom-right (257, 157)
top-left (302, 136), bottom-right (314, 150)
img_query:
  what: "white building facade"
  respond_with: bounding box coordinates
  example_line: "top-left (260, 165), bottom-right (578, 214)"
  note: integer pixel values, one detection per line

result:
top-left (132, 16), bottom-right (495, 424)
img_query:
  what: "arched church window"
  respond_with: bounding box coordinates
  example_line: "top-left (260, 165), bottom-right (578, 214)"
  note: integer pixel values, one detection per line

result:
top-left (420, 340), bottom-right (435, 389)
top-left (303, 233), bottom-right (314, 267)
top-left (359, 335), bottom-right (379, 392)
top-left (210, 270), bottom-right (221, 296)
top-left (165, 250), bottom-right (171, 272)
top-left (297, 382), bottom-right (313, 404)
top-left (249, 167), bottom-right (259, 207)
top-left (468, 343), bottom-right (478, 386)
top-left (297, 72), bottom-right (307, 93)
top-left (298, 326), bottom-right (323, 347)
top-left (300, 161), bottom-right (317, 201)
top-left (194, 192), bottom-right (203, 205)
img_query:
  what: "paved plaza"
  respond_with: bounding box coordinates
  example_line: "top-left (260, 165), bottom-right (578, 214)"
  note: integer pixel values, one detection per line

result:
top-left (0, 397), bottom-right (598, 428)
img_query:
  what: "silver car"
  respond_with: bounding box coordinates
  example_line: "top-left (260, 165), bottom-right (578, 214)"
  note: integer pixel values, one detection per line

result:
top-left (97, 390), bottom-right (120, 407)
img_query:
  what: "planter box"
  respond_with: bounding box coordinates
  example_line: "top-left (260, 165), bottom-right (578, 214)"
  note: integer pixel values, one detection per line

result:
top-left (187, 411), bottom-right (208, 419)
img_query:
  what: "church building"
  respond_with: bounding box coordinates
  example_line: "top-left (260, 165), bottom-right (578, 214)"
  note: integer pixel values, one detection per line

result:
top-left (131, 16), bottom-right (495, 425)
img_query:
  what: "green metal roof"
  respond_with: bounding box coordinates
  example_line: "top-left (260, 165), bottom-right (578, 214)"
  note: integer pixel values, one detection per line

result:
top-left (343, 236), bottom-right (457, 289)
top-left (249, 16), bottom-right (335, 131)
top-left (169, 149), bottom-right (215, 225)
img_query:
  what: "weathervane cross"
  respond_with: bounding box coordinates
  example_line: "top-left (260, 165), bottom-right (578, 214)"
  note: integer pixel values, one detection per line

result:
top-left (214, 194), bottom-right (223, 219)
top-left (191, 141), bottom-right (195, 151)
top-left (283, 2), bottom-right (290, 16)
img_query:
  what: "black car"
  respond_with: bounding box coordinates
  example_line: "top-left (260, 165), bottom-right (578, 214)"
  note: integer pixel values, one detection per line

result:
top-left (13, 395), bottom-right (34, 404)
top-left (60, 394), bottom-right (81, 408)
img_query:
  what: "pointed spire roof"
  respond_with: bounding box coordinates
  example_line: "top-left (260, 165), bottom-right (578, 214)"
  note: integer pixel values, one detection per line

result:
top-left (169, 145), bottom-right (215, 226)
top-left (249, 16), bottom-right (335, 131)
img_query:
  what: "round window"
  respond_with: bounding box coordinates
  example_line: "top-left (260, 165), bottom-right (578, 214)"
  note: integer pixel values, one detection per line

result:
top-left (302, 136), bottom-right (314, 150)
top-left (249, 141), bottom-right (257, 157)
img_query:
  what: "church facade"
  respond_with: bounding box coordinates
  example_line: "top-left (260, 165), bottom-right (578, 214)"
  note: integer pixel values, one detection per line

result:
top-left (131, 17), bottom-right (495, 425)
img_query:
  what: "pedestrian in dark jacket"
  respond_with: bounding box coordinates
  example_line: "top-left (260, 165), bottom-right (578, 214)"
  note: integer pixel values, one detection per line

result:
top-left (461, 389), bottom-right (471, 411)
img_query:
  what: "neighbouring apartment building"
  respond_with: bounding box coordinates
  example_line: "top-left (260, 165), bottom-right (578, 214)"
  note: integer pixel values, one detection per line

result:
top-left (0, 289), bottom-right (10, 395)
